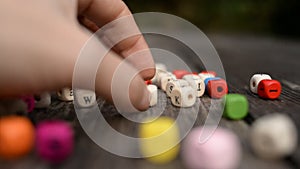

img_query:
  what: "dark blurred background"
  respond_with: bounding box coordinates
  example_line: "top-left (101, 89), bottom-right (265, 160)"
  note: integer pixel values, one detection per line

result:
top-left (124, 0), bottom-right (300, 38)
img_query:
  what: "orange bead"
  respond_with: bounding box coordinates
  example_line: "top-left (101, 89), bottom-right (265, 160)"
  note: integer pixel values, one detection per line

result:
top-left (0, 116), bottom-right (35, 160)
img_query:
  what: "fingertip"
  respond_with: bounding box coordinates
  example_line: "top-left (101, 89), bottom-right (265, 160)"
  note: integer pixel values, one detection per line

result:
top-left (129, 77), bottom-right (150, 111)
top-left (140, 68), bottom-right (156, 81)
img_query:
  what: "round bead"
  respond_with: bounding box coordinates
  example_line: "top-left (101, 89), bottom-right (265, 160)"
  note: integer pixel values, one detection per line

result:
top-left (139, 117), bottom-right (179, 164)
top-left (36, 120), bottom-right (74, 164)
top-left (182, 127), bottom-right (241, 169)
top-left (223, 94), bottom-right (249, 120)
top-left (0, 116), bottom-right (35, 160)
top-left (250, 113), bottom-right (297, 160)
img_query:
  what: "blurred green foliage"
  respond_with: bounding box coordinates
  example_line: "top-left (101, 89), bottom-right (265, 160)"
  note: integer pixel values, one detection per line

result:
top-left (125, 0), bottom-right (300, 37)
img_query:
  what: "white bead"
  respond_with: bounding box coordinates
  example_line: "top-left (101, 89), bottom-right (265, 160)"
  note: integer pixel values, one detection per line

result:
top-left (74, 89), bottom-right (96, 107)
top-left (183, 74), bottom-right (205, 97)
top-left (151, 69), bottom-right (167, 85)
top-left (198, 73), bottom-right (215, 80)
top-left (171, 86), bottom-right (196, 107)
top-left (250, 113), bottom-right (298, 160)
top-left (57, 88), bottom-right (73, 101)
top-left (147, 85), bottom-right (158, 107)
top-left (34, 92), bottom-right (51, 108)
top-left (155, 63), bottom-right (167, 72)
top-left (166, 79), bottom-right (189, 97)
top-left (158, 73), bottom-right (176, 91)
top-left (250, 74), bottom-right (272, 93)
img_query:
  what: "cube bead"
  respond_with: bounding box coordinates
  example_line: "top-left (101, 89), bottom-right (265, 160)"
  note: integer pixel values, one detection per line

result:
top-left (182, 127), bottom-right (241, 169)
top-left (249, 74), bottom-right (272, 94)
top-left (257, 79), bottom-right (281, 99)
top-left (34, 92), bottom-right (51, 108)
top-left (57, 88), bottom-right (73, 101)
top-left (204, 77), bottom-right (221, 87)
top-left (147, 85), bottom-right (158, 107)
top-left (207, 79), bottom-right (228, 99)
top-left (183, 74), bottom-right (205, 97)
top-left (200, 70), bottom-right (217, 77)
top-left (170, 86), bottom-right (196, 107)
top-left (172, 70), bottom-right (190, 79)
top-left (166, 79), bottom-right (189, 97)
top-left (250, 114), bottom-right (298, 160)
top-left (74, 89), bottom-right (97, 108)
top-left (139, 117), bottom-right (179, 164)
top-left (158, 73), bottom-right (176, 91)
top-left (0, 116), bottom-right (35, 160)
top-left (223, 94), bottom-right (249, 120)
top-left (36, 120), bottom-right (74, 164)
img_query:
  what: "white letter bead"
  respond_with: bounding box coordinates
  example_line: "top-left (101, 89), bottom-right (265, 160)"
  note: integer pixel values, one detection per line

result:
top-left (34, 92), bottom-right (51, 108)
top-left (159, 73), bottom-right (176, 91)
top-left (147, 85), bottom-right (158, 107)
top-left (250, 74), bottom-right (272, 93)
top-left (74, 89), bottom-right (96, 107)
top-left (166, 79), bottom-right (189, 97)
top-left (171, 86), bottom-right (196, 107)
top-left (198, 73), bottom-right (215, 80)
top-left (250, 114), bottom-right (298, 160)
top-left (57, 88), bottom-right (73, 101)
top-left (183, 74), bottom-right (205, 97)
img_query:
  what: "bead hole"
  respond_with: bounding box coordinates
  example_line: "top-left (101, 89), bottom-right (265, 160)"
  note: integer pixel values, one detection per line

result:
top-left (217, 86), bottom-right (223, 93)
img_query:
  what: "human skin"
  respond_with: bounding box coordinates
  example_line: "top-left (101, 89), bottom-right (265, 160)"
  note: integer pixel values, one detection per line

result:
top-left (0, 0), bottom-right (155, 111)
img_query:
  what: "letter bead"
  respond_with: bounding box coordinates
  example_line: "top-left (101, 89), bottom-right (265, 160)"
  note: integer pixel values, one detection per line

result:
top-left (171, 86), bottom-right (196, 107)
top-left (249, 74), bottom-right (272, 93)
top-left (36, 120), bottom-right (74, 164)
top-left (0, 116), bottom-right (35, 160)
top-left (207, 79), bottom-right (228, 98)
top-left (182, 127), bottom-right (241, 169)
top-left (57, 88), bottom-right (73, 101)
top-left (257, 79), bottom-right (281, 99)
top-left (223, 94), bottom-right (249, 120)
top-left (183, 74), bottom-right (205, 97)
top-left (147, 85), bottom-right (158, 107)
top-left (34, 92), bottom-right (51, 108)
top-left (250, 114), bottom-right (297, 160)
top-left (166, 79), bottom-right (189, 97)
top-left (172, 70), bottom-right (190, 79)
top-left (159, 73), bottom-right (176, 91)
top-left (74, 89), bottom-right (97, 108)
top-left (155, 63), bottom-right (167, 72)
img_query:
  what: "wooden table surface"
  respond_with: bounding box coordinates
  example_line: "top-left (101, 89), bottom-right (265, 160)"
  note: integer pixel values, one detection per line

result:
top-left (1, 34), bottom-right (300, 169)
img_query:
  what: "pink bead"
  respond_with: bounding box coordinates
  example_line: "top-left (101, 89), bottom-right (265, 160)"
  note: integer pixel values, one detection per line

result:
top-left (20, 95), bottom-right (35, 112)
top-left (36, 120), bottom-right (74, 164)
top-left (182, 127), bottom-right (241, 169)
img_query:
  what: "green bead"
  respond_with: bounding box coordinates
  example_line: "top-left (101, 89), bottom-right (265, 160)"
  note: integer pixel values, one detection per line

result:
top-left (223, 94), bottom-right (249, 120)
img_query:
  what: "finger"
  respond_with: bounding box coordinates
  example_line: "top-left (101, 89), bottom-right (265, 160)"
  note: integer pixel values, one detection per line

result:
top-left (78, 0), bottom-right (155, 80)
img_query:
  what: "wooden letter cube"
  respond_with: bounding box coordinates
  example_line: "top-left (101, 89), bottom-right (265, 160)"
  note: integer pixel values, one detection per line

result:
top-left (57, 88), bottom-right (73, 101)
top-left (34, 92), bottom-right (51, 108)
top-left (159, 73), bottom-right (176, 91)
top-left (250, 114), bottom-right (298, 160)
top-left (166, 79), bottom-right (189, 97)
top-left (257, 79), bottom-right (281, 99)
top-left (147, 85), bottom-right (158, 107)
top-left (74, 89), bottom-right (96, 107)
top-left (207, 79), bottom-right (228, 99)
top-left (171, 86), bottom-right (196, 107)
top-left (249, 74), bottom-right (272, 93)
top-left (183, 74), bottom-right (205, 97)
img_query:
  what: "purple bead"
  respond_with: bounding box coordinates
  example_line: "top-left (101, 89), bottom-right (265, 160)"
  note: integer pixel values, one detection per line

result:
top-left (20, 95), bottom-right (35, 112)
top-left (36, 120), bottom-right (74, 164)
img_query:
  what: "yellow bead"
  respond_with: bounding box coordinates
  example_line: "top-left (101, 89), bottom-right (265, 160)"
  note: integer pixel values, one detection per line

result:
top-left (139, 117), bottom-right (179, 164)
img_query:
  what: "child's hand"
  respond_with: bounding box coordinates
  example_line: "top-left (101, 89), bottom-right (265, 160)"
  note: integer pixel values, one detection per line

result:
top-left (0, 0), bottom-right (155, 110)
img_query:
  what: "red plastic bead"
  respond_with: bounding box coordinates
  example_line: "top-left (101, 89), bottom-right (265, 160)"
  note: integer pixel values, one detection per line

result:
top-left (257, 80), bottom-right (281, 99)
top-left (20, 95), bottom-right (35, 113)
top-left (207, 79), bottom-right (228, 98)
top-left (172, 70), bottom-right (190, 79)
top-left (201, 70), bottom-right (217, 77)
top-left (145, 80), bottom-right (152, 85)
